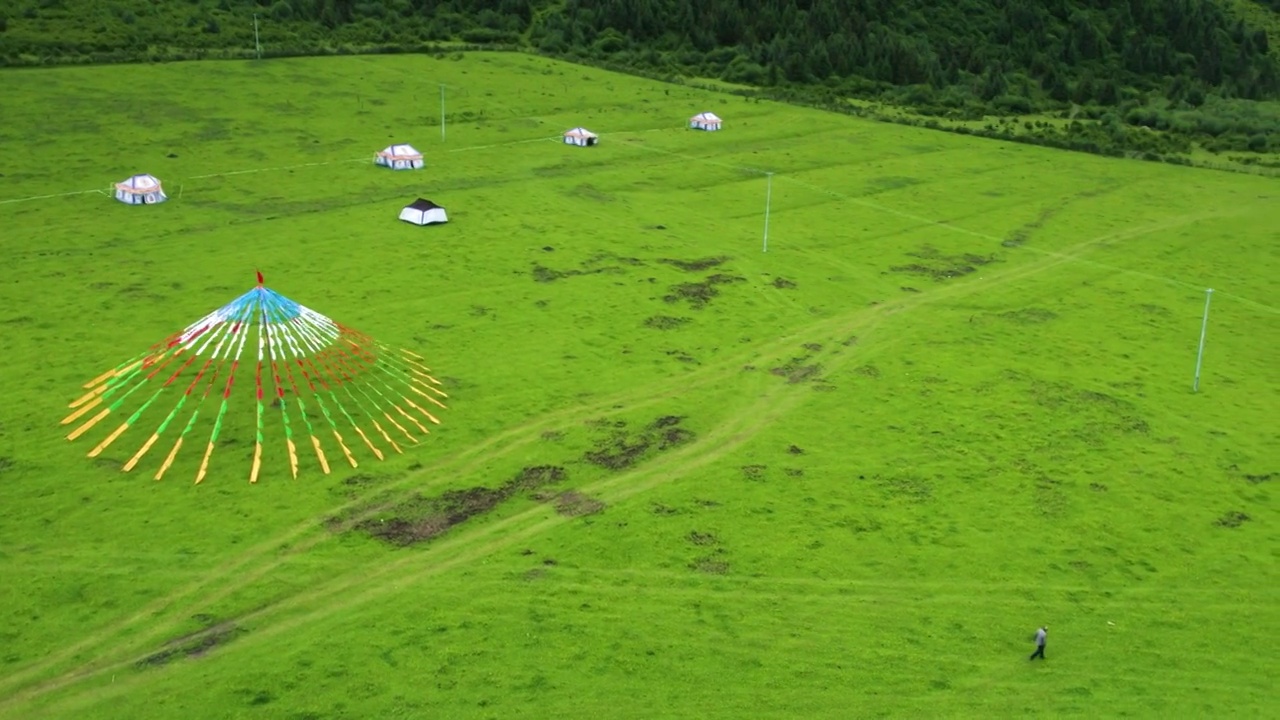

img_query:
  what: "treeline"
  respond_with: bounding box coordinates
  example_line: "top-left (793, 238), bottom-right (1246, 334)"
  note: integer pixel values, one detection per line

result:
top-left (550, 0), bottom-right (1278, 100)
top-left (3, 0), bottom-right (1276, 100)
top-left (0, 0), bottom-right (1276, 163)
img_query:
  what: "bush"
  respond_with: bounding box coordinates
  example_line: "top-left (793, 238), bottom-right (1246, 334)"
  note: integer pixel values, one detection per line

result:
top-left (993, 93), bottom-right (1033, 114)
top-left (722, 56), bottom-right (765, 85)
top-left (1247, 133), bottom-right (1268, 152)
top-left (459, 28), bottom-right (518, 44)
top-left (591, 28), bottom-right (627, 54)
top-left (898, 83), bottom-right (934, 107)
top-left (537, 29), bottom-right (568, 54)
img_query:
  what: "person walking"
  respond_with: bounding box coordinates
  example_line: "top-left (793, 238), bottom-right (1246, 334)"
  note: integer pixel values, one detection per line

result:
top-left (1029, 626), bottom-right (1048, 660)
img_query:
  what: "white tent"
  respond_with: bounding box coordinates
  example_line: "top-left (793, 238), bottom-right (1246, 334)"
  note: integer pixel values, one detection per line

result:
top-left (399, 198), bottom-right (448, 226)
top-left (114, 174), bottom-right (167, 205)
top-left (375, 144), bottom-right (424, 170)
top-left (563, 127), bottom-right (598, 147)
top-left (690, 112), bottom-right (722, 131)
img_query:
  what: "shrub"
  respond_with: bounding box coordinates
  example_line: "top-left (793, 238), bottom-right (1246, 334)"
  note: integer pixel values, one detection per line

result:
top-left (993, 93), bottom-right (1033, 114)
top-left (459, 28), bottom-right (518, 44)
top-left (722, 57), bottom-right (765, 85)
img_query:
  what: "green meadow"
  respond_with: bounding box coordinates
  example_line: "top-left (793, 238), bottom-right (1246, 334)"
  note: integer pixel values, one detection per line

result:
top-left (0, 52), bottom-right (1276, 718)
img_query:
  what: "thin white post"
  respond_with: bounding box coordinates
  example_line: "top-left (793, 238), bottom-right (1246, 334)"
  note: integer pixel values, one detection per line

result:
top-left (253, 14), bottom-right (261, 59)
top-left (1193, 288), bottom-right (1213, 392)
top-left (440, 84), bottom-right (446, 142)
top-left (762, 172), bottom-right (774, 253)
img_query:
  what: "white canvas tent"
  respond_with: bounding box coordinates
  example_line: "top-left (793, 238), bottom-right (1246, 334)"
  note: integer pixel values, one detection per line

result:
top-left (563, 127), bottom-right (598, 147)
top-left (690, 112), bottom-right (722, 131)
top-left (399, 198), bottom-right (448, 226)
top-left (375, 144), bottom-right (424, 170)
top-left (114, 174), bottom-right (167, 205)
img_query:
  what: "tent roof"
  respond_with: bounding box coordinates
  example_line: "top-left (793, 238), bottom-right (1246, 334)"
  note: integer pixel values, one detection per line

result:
top-left (379, 144), bottom-right (422, 158)
top-left (564, 127), bottom-right (597, 137)
top-left (116, 174), bottom-right (162, 190)
top-left (691, 112), bottom-right (722, 122)
top-left (405, 198), bottom-right (443, 211)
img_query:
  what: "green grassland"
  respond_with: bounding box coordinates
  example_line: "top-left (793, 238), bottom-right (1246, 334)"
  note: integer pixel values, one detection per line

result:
top-left (0, 52), bottom-right (1276, 718)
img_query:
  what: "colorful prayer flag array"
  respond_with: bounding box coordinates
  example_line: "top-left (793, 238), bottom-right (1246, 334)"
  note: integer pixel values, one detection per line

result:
top-left (63, 272), bottom-right (447, 484)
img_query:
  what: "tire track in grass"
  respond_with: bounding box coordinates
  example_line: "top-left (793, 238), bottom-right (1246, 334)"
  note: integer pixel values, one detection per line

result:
top-left (7, 250), bottom-right (839, 688)
top-left (0, 265), bottom-right (907, 701)
top-left (9, 217), bottom-right (1191, 711)
top-left (10, 293), bottom-right (894, 693)
top-left (10, 316), bottom-right (773, 696)
top-left (17, 301), bottom-right (894, 718)
top-left (0, 418), bottom-right (544, 694)
top-left (1, 254), bottom-right (939, 708)
top-left (19, 158), bottom-right (1271, 711)
top-left (4, 347), bottom-right (751, 697)
top-left (5, 222), bottom-right (1137, 714)
top-left (1, 195), bottom-right (1214, 712)
top-left (28, 236), bottom-right (1107, 715)
top-left (625, 138), bottom-right (1277, 311)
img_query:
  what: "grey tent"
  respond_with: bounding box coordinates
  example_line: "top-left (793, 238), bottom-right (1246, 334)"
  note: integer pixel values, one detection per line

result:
top-left (399, 198), bottom-right (448, 225)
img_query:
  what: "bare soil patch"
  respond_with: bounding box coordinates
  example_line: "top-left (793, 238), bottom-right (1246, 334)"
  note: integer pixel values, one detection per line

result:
top-left (889, 244), bottom-right (998, 281)
top-left (770, 362), bottom-right (823, 383)
top-left (136, 620), bottom-right (245, 668)
top-left (690, 556), bottom-right (729, 574)
top-left (346, 465), bottom-right (568, 547)
top-left (583, 416), bottom-right (696, 470)
top-left (645, 315), bottom-right (690, 330)
top-left (687, 531), bottom-right (718, 546)
top-left (663, 273), bottom-right (746, 309)
top-left (658, 256), bottom-right (730, 272)
top-left (1215, 511), bottom-right (1250, 528)
top-left (551, 490), bottom-right (607, 517)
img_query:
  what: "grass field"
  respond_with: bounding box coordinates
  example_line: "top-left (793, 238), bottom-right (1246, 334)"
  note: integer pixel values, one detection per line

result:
top-left (0, 51), bottom-right (1277, 718)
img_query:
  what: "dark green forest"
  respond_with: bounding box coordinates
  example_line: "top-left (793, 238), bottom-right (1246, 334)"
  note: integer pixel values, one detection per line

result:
top-left (1, 0), bottom-right (1278, 166)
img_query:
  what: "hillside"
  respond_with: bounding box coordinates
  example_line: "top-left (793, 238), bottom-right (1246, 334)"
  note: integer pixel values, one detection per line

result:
top-left (0, 0), bottom-right (1277, 166)
top-left (2, 0), bottom-right (1276, 98)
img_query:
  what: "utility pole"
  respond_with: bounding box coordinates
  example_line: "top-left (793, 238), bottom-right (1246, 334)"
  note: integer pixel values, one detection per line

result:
top-left (253, 14), bottom-right (262, 59)
top-left (762, 172), bottom-right (774, 253)
top-left (1193, 288), bottom-right (1213, 392)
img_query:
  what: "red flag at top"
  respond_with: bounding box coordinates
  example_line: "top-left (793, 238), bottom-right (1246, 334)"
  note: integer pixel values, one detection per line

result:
top-left (256, 270), bottom-right (264, 286)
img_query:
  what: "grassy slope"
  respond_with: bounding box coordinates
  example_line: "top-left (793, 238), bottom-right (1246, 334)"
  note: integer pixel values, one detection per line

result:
top-left (0, 53), bottom-right (1276, 718)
